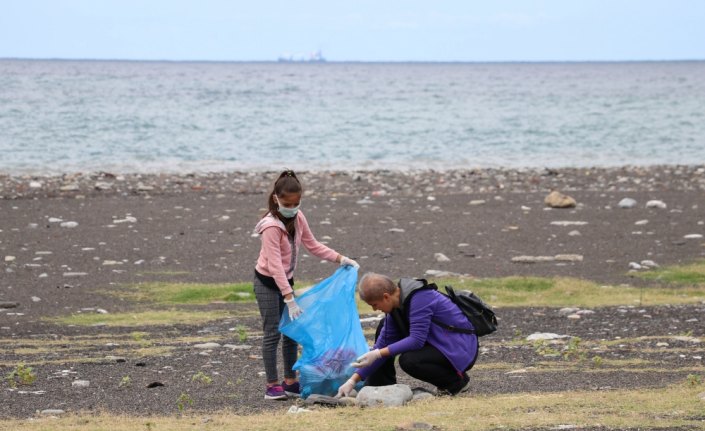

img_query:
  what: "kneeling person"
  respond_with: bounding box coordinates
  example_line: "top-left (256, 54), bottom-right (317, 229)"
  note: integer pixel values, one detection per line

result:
top-left (337, 273), bottom-right (478, 397)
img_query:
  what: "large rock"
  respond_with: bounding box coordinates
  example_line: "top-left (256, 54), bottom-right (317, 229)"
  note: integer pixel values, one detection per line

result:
top-left (356, 384), bottom-right (413, 407)
top-left (544, 191), bottom-right (576, 208)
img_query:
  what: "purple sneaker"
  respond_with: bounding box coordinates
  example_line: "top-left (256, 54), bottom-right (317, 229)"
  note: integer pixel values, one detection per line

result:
top-left (282, 380), bottom-right (300, 398)
top-left (264, 384), bottom-right (287, 400)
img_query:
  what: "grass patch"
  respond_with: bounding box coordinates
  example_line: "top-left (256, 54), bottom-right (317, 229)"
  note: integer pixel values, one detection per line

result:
top-left (431, 276), bottom-right (705, 308)
top-left (117, 282), bottom-right (255, 304)
top-left (634, 259), bottom-right (705, 285)
top-left (48, 310), bottom-right (232, 327)
top-left (2, 384), bottom-right (703, 430)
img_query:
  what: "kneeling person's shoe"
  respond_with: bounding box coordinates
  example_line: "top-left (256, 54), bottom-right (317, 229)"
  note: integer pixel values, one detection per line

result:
top-left (282, 380), bottom-right (300, 398)
top-left (447, 373), bottom-right (471, 396)
top-left (264, 384), bottom-right (287, 400)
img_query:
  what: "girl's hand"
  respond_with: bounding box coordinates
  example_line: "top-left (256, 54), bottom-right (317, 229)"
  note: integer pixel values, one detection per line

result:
top-left (284, 296), bottom-right (303, 320)
top-left (340, 256), bottom-right (360, 269)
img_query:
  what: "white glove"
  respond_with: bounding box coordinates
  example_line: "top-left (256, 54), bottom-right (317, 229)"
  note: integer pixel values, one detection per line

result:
top-left (340, 256), bottom-right (360, 269)
top-left (336, 378), bottom-right (356, 398)
top-left (284, 296), bottom-right (303, 320)
top-left (351, 349), bottom-right (381, 368)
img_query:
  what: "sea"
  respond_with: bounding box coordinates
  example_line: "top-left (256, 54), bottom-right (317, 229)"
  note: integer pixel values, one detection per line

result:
top-left (1, 59), bottom-right (704, 175)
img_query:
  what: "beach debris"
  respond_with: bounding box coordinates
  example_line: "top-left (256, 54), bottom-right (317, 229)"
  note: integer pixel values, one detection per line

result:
top-left (558, 308), bottom-right (580, 317)
top-left (113, 216), bottom-right (137, 224)
top-left (554, 254), bottom-right (583, 262)
top-left (635, 219), bottom-right (649, 225)
top-left (31, 296), bottom-right (41, 302)
top-left (568, 230), bottom-right (581, 236)
top-left (388, 228), bottom-right (405, 233)
top-left (544, 191), bottom-right (576, 208)
top-left (63, 272), bottom-right (87, 277)
top-left (29, 181), bottom-right (43, 188)
top-left (48, 217), bottom-right (63, 223)
top-left (0, 302), bottom-right (20, 309)
top-left (629, 262), bottom-right (643, 270)
top-left (684, 234), bottom-right (703, 239)
top-left (434, 253), bottom-right (451, 262)
top-left (94, 181), bottom-right (113, 190)
top-left (4, 256), bottom-right (15, 262)
top-left (550, 221), bottom-right (588, 226)
top-left (357, 384), bottom-right (413, 407)
top-left (469, 199), bottom-right (486, 205)
top-left (287, 405), bottom-right (313, 414)
top-left (618, 198), bottom-right (637, 208)
top-left (60, 221), bottom-right (79, 228)
top-left (640, 260), bottom-right (659, 268)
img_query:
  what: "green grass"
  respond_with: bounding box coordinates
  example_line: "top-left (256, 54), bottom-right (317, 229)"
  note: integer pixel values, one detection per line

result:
top-left (422, 276), bottom-right (705, 308)
top-left (119, 282), bottom-right (255, 304)
top-left (2, 383), bottom-right (704, 430)
top-left (48, 310), bottom-right (232, 327)
top-left (634, 259), bottom-right (705, 285)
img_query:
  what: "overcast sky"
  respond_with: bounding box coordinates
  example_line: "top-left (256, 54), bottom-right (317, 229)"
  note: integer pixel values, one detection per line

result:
top-left (1, 0), bottom-right (704, 62)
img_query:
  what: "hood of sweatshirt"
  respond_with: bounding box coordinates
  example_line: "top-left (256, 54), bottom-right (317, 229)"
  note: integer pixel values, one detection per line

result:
top-left (254, 213), bottom-right (287, 235)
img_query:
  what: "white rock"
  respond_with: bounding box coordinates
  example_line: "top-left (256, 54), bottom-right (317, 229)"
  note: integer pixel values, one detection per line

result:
top-left (356, 384), bottom-right (413, 407)
top-left (634, 219), bottom-right (649, 226)
top-left (568, 230), bottom-right (581, 236)
top-left (63, 272), bottom-right (88, 277)
top-left (60, 184), bottom-right (80, 191)
top-left (434, 253), bottom-right (451, 262)
top-left (684, 234), bottom-right (703, 239)
top-left (94, 182), bottom-right (113, 190)
top-left (554, 254), bottom-right (583, 262)
top-left (31, 296), bottom-right (41, 302)
top-left (48, 217), bottom-right (63, 223)
top-left (646, 200), bottom-right (667, 209)
top-left (102, 260), bottom-right (122, 266)
top-left (388, 228), bottom-right (405, 233)
top-left (40, 409), bottom-right (66, 416)
top-left (640, 260), bottom-right (659, 268)
top-left (526, 333), bottom-right (569, 341)
top-left (618, 198), bottom-right (637, 208)
top-left (60, 221), bottom-right (79, 228)
top-left (512, 256), bottom-right (555, 263)
top-left (4, 256), bottom-right (15, 262)
top-left (29, 181), bottom-right (43, 189)
top-left (558, 308), bottom-right (580, 316)
top-left (656, 342), bottom-right (669, 347)
top-left (576, 310), bottom-right (595, 315)
top-left (193, 342), bottom-right (221, 349)
top-left (222, 344), bottom-right (253, 350)
top-left (469, 200), bottom-right (486, 205)
top-left (566, 314), bottom-right (581, 320)
top-left (95, 309), bottom-right (108, 314)
top-left (114, 216), bottom-right (137, 224)
top-left (71, 380), bottom-right (90, 388)
top-left (550, 221), bottom-right (588, 226)
top-left (521, 206), bottom-right (531, 211)
top-left (628, 262), bottom-right (643, 270)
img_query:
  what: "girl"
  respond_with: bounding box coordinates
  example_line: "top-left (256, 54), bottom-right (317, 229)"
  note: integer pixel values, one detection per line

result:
top-left (253, 170), bottom-right (359, 400)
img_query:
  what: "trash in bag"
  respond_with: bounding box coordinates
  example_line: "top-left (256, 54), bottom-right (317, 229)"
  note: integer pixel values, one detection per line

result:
top-left (279, 266), bottom-right (368, 399)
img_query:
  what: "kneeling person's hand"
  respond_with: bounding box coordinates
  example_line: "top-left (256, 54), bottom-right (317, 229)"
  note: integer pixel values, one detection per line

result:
top-left (351, 348), bottom-right (381, 368)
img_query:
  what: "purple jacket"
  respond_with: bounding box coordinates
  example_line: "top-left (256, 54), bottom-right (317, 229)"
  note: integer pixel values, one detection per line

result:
top-left (357, 280), bottom-right (478, 380)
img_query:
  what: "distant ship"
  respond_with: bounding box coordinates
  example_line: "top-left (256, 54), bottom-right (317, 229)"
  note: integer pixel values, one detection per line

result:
top-left (277, 50), bottom-right (326, 63)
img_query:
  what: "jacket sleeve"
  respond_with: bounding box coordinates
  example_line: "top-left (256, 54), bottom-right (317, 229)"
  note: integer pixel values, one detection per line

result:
top-left (259, 226), bottom-right (294, 296)
top-left (298, 212), bottom-right (339, 262)
top-left (386, 292), bottom-right (433, 356)
top-left (356, 315), bottom-right (401, 380)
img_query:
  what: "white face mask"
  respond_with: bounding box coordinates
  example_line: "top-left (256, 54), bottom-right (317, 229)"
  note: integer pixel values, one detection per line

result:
top-left (275, 196), bottom-right (300, 219)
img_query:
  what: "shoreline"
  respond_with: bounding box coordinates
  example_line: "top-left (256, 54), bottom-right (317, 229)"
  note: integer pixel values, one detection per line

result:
top-left (3, 165), bottom-right (705, 200)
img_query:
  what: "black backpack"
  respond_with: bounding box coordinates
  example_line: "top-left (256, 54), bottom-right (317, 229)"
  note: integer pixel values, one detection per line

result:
top-left (433, 285), bottom-right (498, 337)
top-left (392, 280), bottom-right (498, 337)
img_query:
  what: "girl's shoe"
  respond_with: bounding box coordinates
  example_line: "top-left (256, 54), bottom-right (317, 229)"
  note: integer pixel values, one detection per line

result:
top-left (264, 384), bottom-right (287, 400)
top-left (282, 380), bottom-right (300, 397)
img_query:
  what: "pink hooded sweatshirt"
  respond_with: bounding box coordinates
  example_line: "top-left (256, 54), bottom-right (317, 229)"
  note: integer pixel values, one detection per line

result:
top-left (254, 210), bottom-right (339, 295)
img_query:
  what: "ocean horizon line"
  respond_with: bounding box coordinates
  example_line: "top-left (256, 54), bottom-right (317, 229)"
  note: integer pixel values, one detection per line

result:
top-left (2, 57), bottom-right (704, 65)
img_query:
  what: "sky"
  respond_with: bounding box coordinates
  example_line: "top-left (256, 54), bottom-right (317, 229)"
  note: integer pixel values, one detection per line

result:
top-left (1, 0), bottom-right (704, 62)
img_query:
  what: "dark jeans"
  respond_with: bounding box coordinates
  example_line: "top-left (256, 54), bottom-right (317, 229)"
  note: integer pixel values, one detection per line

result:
top-left (366, 319), bottom-right (477, 392)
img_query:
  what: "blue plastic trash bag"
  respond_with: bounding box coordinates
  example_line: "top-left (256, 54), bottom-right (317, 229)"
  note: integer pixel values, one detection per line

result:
top-left (279, 266), bottom-right (368, 399)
